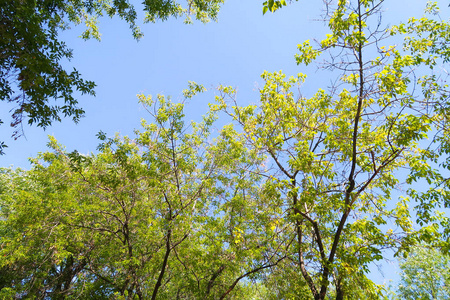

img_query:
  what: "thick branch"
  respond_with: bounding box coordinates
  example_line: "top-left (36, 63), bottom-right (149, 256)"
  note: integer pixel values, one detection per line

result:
top-left (319, 1), bottom-right (365, 298)
top-left (151, 227), bottom-right (172, 300)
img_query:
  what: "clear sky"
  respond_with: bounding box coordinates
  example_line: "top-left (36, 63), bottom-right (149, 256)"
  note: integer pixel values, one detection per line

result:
top-left (0, 0), bottom-right (429, 168)
top-left (0, 0), bottom-right (442, 287)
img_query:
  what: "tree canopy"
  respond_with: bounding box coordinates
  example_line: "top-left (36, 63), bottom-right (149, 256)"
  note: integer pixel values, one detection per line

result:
top-left (1, 0), bottom-right (450, 299)
top-left (393, 245), bottom-right (450, 300)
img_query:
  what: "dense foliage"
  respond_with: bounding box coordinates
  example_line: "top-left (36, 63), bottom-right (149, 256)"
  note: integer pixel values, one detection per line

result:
top-left (0, 92), bottom-right (283, 299)
top-left (1, 0), bottom-right (450, 299)
top-left (394, 245), bottom-right (450, 299)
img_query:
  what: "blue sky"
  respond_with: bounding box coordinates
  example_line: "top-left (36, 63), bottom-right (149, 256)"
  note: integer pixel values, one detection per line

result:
top-left (0, 0), bottom-right (442, 287)
top-left (0, 0), bottom-right (428, 168)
